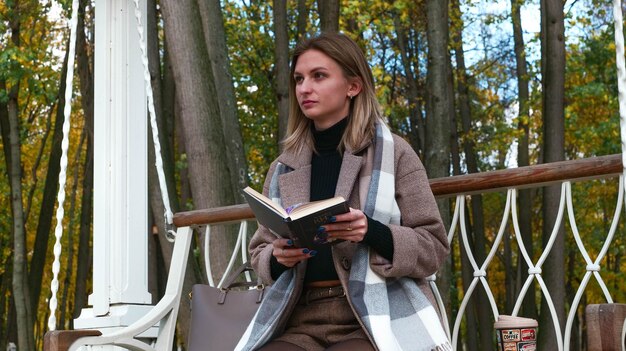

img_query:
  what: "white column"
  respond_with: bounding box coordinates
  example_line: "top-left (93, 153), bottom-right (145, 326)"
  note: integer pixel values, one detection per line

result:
top-left (74, 0), bottom-right (156, 342)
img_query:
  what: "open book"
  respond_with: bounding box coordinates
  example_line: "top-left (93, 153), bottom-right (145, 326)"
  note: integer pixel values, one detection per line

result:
top-left (243, 186), bottom-right (349, 248)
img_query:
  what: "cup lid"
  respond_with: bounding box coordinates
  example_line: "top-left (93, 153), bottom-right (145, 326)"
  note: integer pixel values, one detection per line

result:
top-left (494, 314), bottom-right (538, 329)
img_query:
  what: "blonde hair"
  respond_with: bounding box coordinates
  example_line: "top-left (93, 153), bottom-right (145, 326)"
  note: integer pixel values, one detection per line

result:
top-left (282, 32), bottom-right (383, 154)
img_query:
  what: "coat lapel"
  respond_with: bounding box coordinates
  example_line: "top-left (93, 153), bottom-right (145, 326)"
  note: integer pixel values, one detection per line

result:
top-left (335, 152), bottom-right (363, 205)
top-left (276, 139), bottom-right (366, 208)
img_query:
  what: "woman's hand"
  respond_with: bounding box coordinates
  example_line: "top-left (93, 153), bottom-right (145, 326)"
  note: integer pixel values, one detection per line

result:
top-left (320, 208), bottom-right (368, 243)
top-left (272, 238), bottom-right (316, 267)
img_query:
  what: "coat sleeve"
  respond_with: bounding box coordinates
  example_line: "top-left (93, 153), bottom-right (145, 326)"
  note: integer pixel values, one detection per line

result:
top-left (369, 135), bottom-right (450, 279)
top-left (248, 161), bottom-right (282, 285)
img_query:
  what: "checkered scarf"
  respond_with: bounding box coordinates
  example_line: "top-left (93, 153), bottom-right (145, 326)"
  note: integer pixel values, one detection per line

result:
top-left (236, 122), bottom-right (451, 351)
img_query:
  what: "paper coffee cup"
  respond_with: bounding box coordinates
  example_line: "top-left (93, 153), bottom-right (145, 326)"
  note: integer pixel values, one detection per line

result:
top-left (494, 315), bottom-right (538, 351)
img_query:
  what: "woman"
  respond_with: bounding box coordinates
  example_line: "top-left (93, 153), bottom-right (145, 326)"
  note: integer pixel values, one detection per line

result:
top-left (238, 32), bottom-right (450, 351)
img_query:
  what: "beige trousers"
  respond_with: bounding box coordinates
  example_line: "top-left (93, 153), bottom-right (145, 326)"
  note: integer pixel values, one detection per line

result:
top-left (268, 286), bottom-right (373, 351)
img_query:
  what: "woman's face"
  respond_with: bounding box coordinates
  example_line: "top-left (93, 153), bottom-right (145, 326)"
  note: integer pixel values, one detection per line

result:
top-left (293, 49), bottom-right (357, 130)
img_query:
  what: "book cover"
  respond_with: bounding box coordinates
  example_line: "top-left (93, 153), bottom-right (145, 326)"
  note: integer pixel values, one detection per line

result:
top-left (243, 186), bottom-right (349, 248)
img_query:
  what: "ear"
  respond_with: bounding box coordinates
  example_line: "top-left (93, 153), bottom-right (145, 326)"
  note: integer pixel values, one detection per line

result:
top-left (347, 78), bottom-right (363, 98)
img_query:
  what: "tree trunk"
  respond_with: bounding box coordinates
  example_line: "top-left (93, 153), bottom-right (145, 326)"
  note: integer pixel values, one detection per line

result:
top-left (394, 16), bottom-right (425, 156)
top-left (0, 256), bottom-right (11, 345)
top-left (316, 0), bottom-right (339, 32)
top-left (273, 0), bottom-right (290, 145)
top-left (425, 0), bottom-right (451, 180)
top-left (197, 0), bottom-right (249, 200)
top-left (539, 0), bottom-right (566, 349)
top-left (0, 79), bottom-right (10, 176)
top-left (161, 0), bottom-right (235, 211)
top-left (3, 7), bottom-right (35, 348)
top-left (7, 68), bottom-right (34, 351)
top-left (24, 105), bottom-right (54, 223)
top-left (1, 81), bottom-right (16, 349)
top-left (161, 1), bottom-right (239, 341)
top-left (511, 0), bottom-right (536, 320)
top-left (425, 2), bottom-right (453, 342)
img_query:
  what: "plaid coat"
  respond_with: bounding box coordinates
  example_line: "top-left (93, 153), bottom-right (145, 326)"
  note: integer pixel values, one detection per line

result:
top-left (248, 132), bottom-right (449, 349)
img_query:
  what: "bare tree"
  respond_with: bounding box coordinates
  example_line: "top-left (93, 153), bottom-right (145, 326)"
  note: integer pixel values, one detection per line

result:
top-left (197, 0), bottom-right (249, 200)
top-left (160, 0), bottom-right (239, 341)
top-left (425, 0), bottom-right (452, 180)
top-left (273, 0), bottom-right (290, 144)
top-left (317, 0), bottom-right (339, 32)
top-left (394, 16), bottom-right (425, 156)
top-left (425, 3), bottom-right (453, 343)
top-left (539, 0), bottom-right (566, 349)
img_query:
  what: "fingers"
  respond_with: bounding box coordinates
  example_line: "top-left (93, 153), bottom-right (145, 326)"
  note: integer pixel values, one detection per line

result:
top-left (319, 208), bottom-right (368, 243)
top-left (272, 238), bottom-right (316, 267)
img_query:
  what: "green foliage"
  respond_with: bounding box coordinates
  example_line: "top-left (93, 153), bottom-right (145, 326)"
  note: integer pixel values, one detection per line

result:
top-left (566, 29), bottom-right (621, 157)
top-left (223, 0), bottom-right (281, 188)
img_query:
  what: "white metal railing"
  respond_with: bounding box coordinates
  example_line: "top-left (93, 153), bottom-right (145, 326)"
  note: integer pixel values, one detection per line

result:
top-left (442, 175), bottom-right (624, 351)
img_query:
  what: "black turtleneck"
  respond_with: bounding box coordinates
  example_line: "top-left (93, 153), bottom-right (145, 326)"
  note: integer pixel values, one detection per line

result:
top-left (310, 118), bottom-right (347, 202)
top-left (270, 118), bottom-right (394, 281)
top-left (304, 118), bottom-right (347, 282)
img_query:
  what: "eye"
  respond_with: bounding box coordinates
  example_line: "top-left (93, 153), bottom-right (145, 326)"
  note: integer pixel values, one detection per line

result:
top-left (294, 75), bottom-right (303, 83)
top-left (314, 72), bottom-right (325, 79)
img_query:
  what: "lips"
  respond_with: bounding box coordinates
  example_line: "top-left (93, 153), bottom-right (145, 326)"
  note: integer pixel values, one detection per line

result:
top-left (301, 100), bottom-right (316, 108)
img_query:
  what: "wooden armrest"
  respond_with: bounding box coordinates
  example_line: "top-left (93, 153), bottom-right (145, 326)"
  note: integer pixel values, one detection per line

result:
top-left (43, 330), bottom-right (102, 351)
top-left (586, 303), bottom-right (626, 351)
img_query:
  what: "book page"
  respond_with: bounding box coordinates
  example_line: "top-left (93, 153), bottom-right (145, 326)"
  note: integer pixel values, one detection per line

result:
top-left (289, 196), bottom-right (345, 220)
top-left (243, 186), bottom-right (288, 217)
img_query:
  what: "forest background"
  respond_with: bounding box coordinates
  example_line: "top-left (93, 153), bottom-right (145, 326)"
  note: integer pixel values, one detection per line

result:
top-left (0, 0), bottom-right (624, 350)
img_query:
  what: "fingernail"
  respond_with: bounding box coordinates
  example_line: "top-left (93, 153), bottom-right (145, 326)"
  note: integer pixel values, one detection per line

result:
top-left (329, 216), bottom-right (337, 222)
top-left (287, 239), bottom-right (293, 246)
top-left (309, 250), bottom-right (317, 256)
top-left (302, 248), bottom-right (310, 254)
top-left (317, 226), bottom-right (325, 233)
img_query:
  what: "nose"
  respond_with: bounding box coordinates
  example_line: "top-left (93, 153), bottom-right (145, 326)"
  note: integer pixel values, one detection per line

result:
top-left (297, 78), bottom-right (312, 95)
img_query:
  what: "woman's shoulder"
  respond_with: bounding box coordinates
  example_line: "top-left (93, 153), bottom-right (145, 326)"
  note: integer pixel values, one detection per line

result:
top-left (391, 133), bottom-right (412, 152)
top-left (390, 133), bottom-right (425, 172)
top-left (391, 134), bottom-right (420, 158)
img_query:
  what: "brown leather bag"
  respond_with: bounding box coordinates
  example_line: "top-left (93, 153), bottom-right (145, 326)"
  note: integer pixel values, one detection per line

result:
top-left (187, 262), bottom-right (264, 351)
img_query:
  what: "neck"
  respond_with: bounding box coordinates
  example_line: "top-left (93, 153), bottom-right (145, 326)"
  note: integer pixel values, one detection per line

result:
top-left (312, 117), bottom-right (348, 153)
top-left (313, 114), bottom-right (349, 131)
